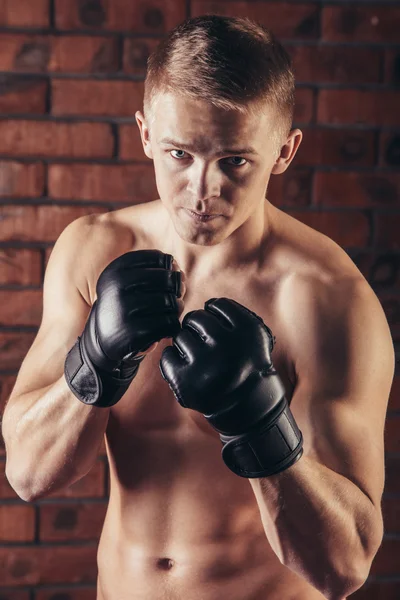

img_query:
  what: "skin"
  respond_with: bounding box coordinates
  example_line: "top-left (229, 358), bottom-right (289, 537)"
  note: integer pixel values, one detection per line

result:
top-left (94, 93), bottom-right (390, 599)
top-left (4, 91), bottom-right (391, 598)
top-left (135, 92), bottom-right (302, 280)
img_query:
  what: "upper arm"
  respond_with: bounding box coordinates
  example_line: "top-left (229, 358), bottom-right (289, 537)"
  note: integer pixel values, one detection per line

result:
top-left (5, 216), bottom-right (94, 406)
top-left (286, 276), bottom-right (395, 511)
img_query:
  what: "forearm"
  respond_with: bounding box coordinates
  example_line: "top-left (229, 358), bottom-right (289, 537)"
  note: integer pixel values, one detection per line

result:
top-left (3, 374), bottom-right (110, 501)
top-left (249, 455), bottom-right (383, 599)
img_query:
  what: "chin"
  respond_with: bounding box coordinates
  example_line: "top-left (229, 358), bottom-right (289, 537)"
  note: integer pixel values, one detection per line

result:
top-left (173, 217), bottom-right (226, 247)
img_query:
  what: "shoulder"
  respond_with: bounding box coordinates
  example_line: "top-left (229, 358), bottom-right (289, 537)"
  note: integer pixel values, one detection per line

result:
top-left (62, 200), bottom-right (169, 305)
top-left (61, 207), bottom-right (141, 306)
top-left (281, 260), bottom-right (394, 397)
top-left (270, 204), bottom-right (370, 322)
top-left (270, 207), bottom-right (393, 374)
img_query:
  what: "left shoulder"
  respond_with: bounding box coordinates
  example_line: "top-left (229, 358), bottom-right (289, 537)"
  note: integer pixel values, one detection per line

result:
top-left (288, 264), bottom-right (393, 378)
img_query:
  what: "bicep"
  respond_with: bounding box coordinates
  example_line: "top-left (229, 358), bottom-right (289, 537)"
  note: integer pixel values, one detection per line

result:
top-left (289, 277), bottom-right (395, 509)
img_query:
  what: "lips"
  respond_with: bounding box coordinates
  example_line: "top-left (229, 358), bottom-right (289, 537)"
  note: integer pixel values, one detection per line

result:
top-left (186, 209), bottom-right (220, 217)
top-left (184, 208), bottom-right (222, 223)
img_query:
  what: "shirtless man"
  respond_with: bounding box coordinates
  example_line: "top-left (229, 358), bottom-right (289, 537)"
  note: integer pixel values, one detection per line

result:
top-left (2, 14), bottom-right (395, 600)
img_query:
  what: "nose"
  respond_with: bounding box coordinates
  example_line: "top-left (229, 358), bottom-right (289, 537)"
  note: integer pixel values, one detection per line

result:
top-left (186, 162), bottom-right (221, 202)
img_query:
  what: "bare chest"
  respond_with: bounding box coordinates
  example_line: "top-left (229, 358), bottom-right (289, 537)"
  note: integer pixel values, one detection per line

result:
top-left (105, 270), bottom-right (295, 442)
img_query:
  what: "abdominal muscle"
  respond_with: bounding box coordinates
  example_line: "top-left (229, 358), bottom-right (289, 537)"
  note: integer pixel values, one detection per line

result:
top-left (95, 344), bottom-right (326, 600)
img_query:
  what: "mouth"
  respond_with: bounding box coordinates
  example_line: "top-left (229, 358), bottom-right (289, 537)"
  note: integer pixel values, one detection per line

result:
top-left (185, 208), bottom-right (222, 222)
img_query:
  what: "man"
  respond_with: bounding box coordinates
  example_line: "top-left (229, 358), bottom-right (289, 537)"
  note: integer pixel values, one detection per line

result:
top-left (2, 14), bottom-right (394, 600)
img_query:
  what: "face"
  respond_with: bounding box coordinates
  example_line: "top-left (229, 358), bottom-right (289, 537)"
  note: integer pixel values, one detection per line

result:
top-left (136, 92), bottom-right (301, 247)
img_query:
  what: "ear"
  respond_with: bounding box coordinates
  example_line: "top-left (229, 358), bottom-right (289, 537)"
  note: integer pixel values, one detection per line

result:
top-left (135, 110), bottom-right (154, 160)
top-left (271, 129), bottom-right (303, 175)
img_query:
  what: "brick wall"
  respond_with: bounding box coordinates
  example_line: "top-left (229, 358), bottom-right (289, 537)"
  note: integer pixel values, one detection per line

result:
top-left (0, 1), bottom-right (398, 598)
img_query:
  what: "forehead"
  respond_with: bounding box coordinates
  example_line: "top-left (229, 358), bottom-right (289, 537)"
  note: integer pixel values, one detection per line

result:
top-left (150, 92), bottom-right (276, 150)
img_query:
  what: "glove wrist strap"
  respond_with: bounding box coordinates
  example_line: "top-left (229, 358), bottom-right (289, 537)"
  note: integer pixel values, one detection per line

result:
top-left (219, 397), bottom-right (303, 478)
top-left (64, 336), bottom-right (143, 408)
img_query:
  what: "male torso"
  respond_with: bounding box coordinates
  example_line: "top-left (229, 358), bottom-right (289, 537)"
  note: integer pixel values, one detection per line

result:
top-left (81, 198), bottom-right (362, 600)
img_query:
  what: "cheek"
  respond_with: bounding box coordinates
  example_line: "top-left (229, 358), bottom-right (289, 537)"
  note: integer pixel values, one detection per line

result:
top-left (154, 161), bottom-right (186, 199)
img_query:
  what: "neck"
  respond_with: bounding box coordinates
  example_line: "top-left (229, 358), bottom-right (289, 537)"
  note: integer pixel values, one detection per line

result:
top-left (162, 199), bottom-right (275, 280)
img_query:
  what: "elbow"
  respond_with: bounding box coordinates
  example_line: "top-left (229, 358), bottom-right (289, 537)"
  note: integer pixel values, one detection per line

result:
top-left (329, 569), bottom-right (370, 600)
top-left (5, 467), bottom-right (37, 503)
top-left (5, 460), bottom-right (73, 503)
top-left (316, 565), bottom-right (370, 600)
top-left (329, 532), bottom-right (383, 599)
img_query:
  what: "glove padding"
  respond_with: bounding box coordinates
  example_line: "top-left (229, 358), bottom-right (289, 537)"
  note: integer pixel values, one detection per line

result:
top-left (65, 249), bottom-right (182, 408)
top-left (159, 297), bottom-right (303, 478)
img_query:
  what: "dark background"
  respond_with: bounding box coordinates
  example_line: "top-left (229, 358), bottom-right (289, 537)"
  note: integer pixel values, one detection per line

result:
top-left (0, 0), bottom-right (398, 598)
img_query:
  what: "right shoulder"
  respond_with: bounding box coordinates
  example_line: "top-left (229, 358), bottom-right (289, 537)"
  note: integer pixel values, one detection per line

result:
top-left (52, 210), bottom-right (137, 307)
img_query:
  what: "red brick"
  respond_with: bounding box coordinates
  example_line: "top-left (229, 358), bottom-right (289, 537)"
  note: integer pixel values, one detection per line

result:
top-left (350, 581), bottom-right (400, 600)
top-left (0, 505), bottom-right (35, 542)
top-left (268, 168), bottom-right (313, 208)
top-left (267, 172), bottom-right (284, 207)
top-left (349, 251), bottom-right (400, 293)
top-left (380, 131), bottom-right (400, 168)
top-left (52, 79), bottom-right (144, 117)
top-left (119, 123), bottom-right (152, 161)
top-left (384, 49), bottom-right (400, 86)
top-left (0, 120), bottom-right (114, 158)
top-left (318, 90), bottom-right (400, 127)
top-left (344, 251), bottom-right (372, 283)
top-left (370, 538), bottom-right (400, 576)
top-left (375, 213), bottom-right (400, 251)
top-left (0, 545), bottom-right (97, 586)
top-left (322, 6), bottom-right (400, 43)
top-left (294, 129), bottom-right (375, 168)
top-left (123, 37), bottom-right (161, 76)
top-left (0, 332), bottom-right (36, 371)
top-left (0, 590), bottom-right (30, 600)
top-left (282, 169), bottom-right (314, 207)
top-left (289, 45), bottom-right (381, 84)
top-left (294, 88), bottom-right (314, 124)
top-left (0, 290), bottom-right (43, 327)
top-left (48, 163), bottom-right (157, 203)
top-left (0, 161), bottom-right (44, 197)
top-left (388, 375), bottom-right (400, 411)
top-left (0, 33), bottom-right (119, 74)
top-left (1, 461), bottom-right (20, 497)
top-left (55, 0), bottom-right (186, 33)
top-left (40, 501), bottom-right (107, 541)
top-left (44, 245), bottom-right (53, 269)
top-left (0, 75), bottom-right (47, 114)
top-left (0, 0), bottom-right (49, 27)
top-left (385, 456), bottom-right (400, 494)
top-left (192, 1), bottom-right (320, 39)
top-left (0, 205), bottom-right (105, 243)
top-left (36, 589), bottom-right (95, 600)
top-left (314, 172), bottom-right (400, 208)
top-left (379, 295), bottom-right (400, 343)
top-left (0, 374), bottom-right (17, 455)
top-left (0, 374), bottom-right (17, 408)
top-left (382, 496), bottom-right (400, 535)
top-left (286, 210), bottom-right (370, 248)
top-left (0, 249), bottom-right (42, 285)
top-left (385, 416), bottom-right (400, 453)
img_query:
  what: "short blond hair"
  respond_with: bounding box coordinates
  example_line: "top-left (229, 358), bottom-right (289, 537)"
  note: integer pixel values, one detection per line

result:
top-left (144, 15), bottom-right (295, 144)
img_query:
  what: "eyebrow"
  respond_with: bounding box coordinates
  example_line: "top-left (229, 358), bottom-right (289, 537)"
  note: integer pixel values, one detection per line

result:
top-left (159, 137), bottom-right (258, 156)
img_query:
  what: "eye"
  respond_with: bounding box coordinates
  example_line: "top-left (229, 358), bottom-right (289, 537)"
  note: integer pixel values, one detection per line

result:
top-left (170, 150), bottom-right (188, 160)
top-left (224, 157), bottom-right (247, 167)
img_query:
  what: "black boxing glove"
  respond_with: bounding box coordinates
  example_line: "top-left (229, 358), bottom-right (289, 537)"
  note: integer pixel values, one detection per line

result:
top-left (159, 297), bottom-right (303, 478)
top-left (65, 250), bottom-right (182, 408)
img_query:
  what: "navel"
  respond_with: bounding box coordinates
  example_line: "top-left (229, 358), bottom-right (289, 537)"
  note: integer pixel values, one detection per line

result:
top-left (156, 557), bottom-right (175, 570)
